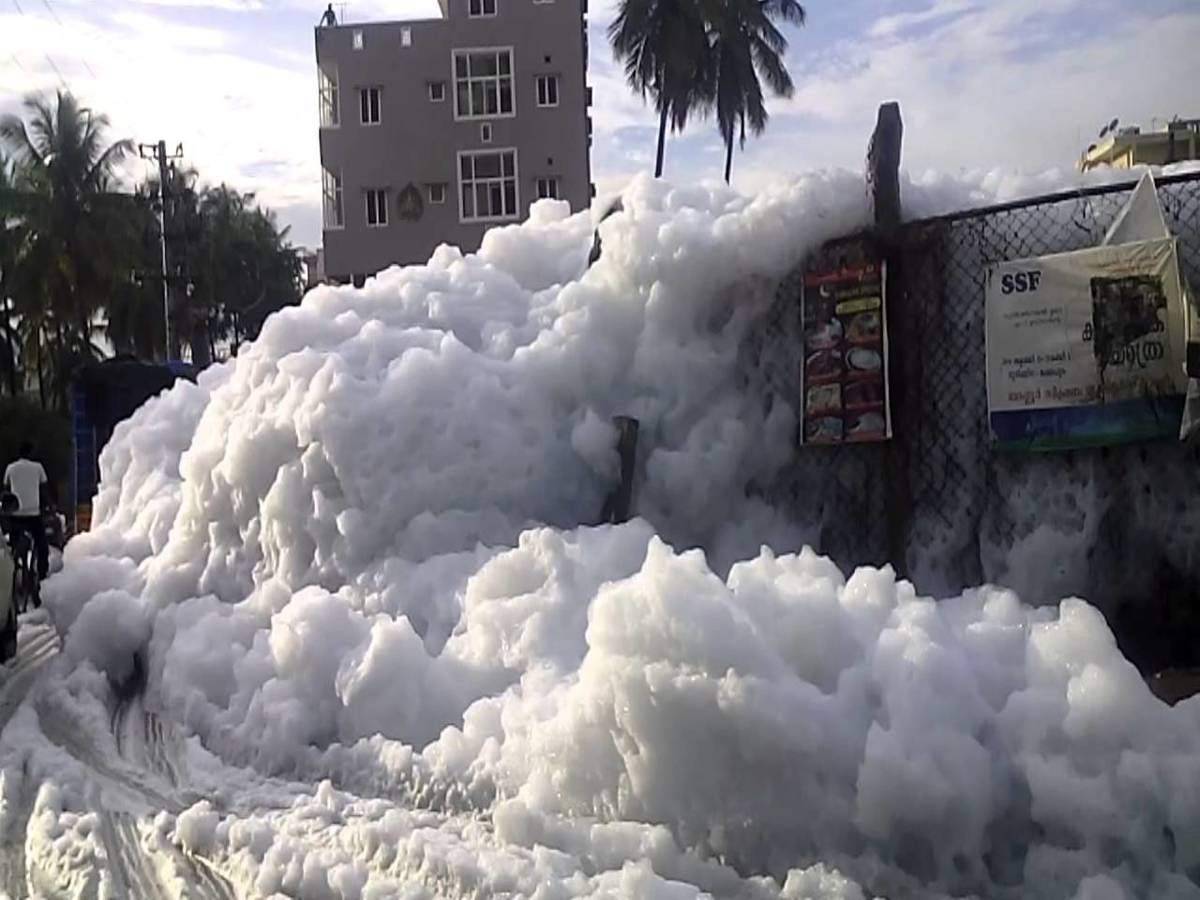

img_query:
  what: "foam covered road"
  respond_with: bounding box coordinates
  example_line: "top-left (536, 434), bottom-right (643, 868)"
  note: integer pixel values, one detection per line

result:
top-left (0, 614), bottom-right (59, 898)
top-left (0, 614), bottom-right (242, 898)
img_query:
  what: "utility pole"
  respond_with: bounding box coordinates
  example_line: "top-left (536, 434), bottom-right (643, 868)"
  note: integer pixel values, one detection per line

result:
top-left (138, 140), bottom-right (184, 362)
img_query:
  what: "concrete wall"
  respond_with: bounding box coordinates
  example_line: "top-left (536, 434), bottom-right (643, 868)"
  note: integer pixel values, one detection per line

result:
top-left (315, 0), bottom-right (591, 281)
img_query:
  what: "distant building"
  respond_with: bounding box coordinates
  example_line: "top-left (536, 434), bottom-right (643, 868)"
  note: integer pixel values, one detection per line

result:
top-left (301, 247), bottom-right (326, 289)
top-left (1080, 118), bottom-right (1200, 172)
top-left (314, 0), bottom-right (593, 284)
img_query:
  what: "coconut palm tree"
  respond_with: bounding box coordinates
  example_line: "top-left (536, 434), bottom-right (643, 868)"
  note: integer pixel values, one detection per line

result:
top-left (705, 0), bottom-right (805, 183)
top-left (0, 91), bottom-right (134, 407)
top-left (609, 0), bottom-right (712, 178)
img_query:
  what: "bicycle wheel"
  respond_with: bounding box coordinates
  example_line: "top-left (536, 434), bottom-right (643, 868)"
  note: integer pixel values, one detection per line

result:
top-left (21, 563), bottom-right (38, 611)
top-left (28, 566), bottom-right (40, 609)
top-left (0, 608), bottom-right (15, 663)
top-left (14, 564), bottom-right (34, 614)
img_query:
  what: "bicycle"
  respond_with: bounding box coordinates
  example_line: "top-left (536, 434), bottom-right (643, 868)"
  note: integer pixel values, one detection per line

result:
top-left (0, 495), bottom-right (63, 664)
top-left (7, 524), bottom-right (39, 614)
top-left (0, 496), bottom-right (18, 663)
top-left (0, 493), bottom-right (42, 615)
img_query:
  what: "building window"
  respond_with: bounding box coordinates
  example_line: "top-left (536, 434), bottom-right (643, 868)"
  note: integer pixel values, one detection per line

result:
top-left (319, 67), bottom-right (339, 127)
top-left (536, 74), bottom-right (559, 107)
top-left (468, 0), bottom-right (497, 16)
top-left (429, 183), bottom-right (447, 204)
top-left (535, 176), bottom-right (559, 200)
top-left (322, 168), bottom-right (344, 229)
top-left (401, 27), bottom-right (412, 46)
top-left (360, 87), bottom-right (381, 125)
top-left (459, 149), bottom-right (518, 222)
top-left (352, 30), bottom-right (364, 50)
top-left (453, 48), bottom-right (515, 119)
top-left (365, 189), bottom-right (388, 227)
top-left (428, 81), bottom-right (445, 102)
top-left (480, 123), bottom-right (492, 143)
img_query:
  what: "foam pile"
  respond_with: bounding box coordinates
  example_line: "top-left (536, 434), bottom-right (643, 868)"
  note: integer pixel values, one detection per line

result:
top-left (41, 169), bottom-right (1200, 899)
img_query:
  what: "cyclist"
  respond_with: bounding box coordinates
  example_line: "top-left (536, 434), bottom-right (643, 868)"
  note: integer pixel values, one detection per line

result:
top-left (3, 442), bottom-right (50, 590)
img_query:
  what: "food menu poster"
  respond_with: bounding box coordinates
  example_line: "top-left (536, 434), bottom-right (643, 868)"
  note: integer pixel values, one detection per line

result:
top-left (800, 261), bottom-right (892, 444)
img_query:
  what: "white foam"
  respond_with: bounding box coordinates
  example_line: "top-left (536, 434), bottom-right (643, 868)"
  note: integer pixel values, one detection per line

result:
top-left (35, 167), bottom-right (1200, 899)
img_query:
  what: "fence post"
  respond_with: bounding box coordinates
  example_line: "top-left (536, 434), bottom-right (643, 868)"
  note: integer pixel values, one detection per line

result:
top-left (868, 101), bottom-right (913, 577)
top-left (600, 416), bottom-right (639, 524)
top-left (869, 102), bottom-right (903, 238)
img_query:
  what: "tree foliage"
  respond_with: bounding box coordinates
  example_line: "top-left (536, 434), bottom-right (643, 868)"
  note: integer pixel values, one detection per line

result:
top-left (0, 91), bottom-right (304, 410)
top-left (609, 0), bottom-right (710, 177)
top-left (608, 0), bottom-right (806, 183)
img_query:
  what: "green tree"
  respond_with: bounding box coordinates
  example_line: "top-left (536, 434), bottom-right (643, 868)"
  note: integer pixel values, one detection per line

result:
top-left (102, 189), bottom-right (165, 361)
top-left (0, 91), bottom-right (135, 408)
top-left (0, 151), bottom-right (26, 396)
top-left (109, 177), bottom-right (301, 365)
top-left (1, 90), bottom-right (302, 384)
top-left (151, 162), bottom-right (204, 363)
top-left (609, 0), bottom-right (712, 178)
top-left (705, 0), bottom-right (805, 183)
top-left (189, 185), bottom-right (302, 357)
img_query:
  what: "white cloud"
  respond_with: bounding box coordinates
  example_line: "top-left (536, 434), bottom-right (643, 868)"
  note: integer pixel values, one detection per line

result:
top-left (121, 0), bottom-right (266, 10)
top-left (868, 0), bottom-right (972, 39)
top-left (104, 9), bottom-right (235, 49)
top-left (1, 7), bottom-right (321, 242)
top-left (771, 2), bottom-right (1200, 178)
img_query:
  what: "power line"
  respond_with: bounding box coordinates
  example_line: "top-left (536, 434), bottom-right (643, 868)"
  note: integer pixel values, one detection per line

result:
top-left (6, 0), bottom-right (99, 86)
top-left (42, 52), bottom-right (67, 89)
top-left (35, 0), bottom-right (96, 80)
top-left (8, 0), bottom-right (67, 88)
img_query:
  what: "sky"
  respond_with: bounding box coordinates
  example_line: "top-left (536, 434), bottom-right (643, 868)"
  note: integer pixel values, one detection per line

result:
top-left (1, 0), bottom-right (1198, 249)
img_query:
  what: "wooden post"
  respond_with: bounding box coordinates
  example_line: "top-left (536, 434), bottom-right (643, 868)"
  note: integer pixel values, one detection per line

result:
top-left (868, 102), bottom-right (911, 577)
top-left (868, 102), bottom-right (903, 240)
top-left (600, 415), bottom-right (639, 524)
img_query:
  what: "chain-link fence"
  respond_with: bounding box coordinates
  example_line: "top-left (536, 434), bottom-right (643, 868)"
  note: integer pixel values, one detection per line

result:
top-left (755, 172), bottom-right (1200, 670)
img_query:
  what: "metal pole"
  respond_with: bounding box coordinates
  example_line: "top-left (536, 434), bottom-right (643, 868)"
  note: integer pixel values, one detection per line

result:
top-left (156, 140), bottom-right (173, 362)
top-left (139, 140), bottom-right (184, 362)
top-left (598, 416), bottom-right (639, 524)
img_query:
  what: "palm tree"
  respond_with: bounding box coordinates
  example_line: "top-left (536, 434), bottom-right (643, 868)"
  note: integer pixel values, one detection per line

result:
top-left (705, 0), bottom-right (805, 183)
top-left (610, 0), bottom-right (712, 178)
top-left (0, 91), bottom-right (134, 407)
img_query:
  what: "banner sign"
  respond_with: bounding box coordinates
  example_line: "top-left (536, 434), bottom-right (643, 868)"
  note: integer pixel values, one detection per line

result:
top-left (800, 261), bottom-right (892, 444)
top-left (985, 237), bottom-right (1188, 450)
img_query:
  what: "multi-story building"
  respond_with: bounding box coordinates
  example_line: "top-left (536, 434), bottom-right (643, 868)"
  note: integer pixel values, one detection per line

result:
top-left (314, 0), bottom-right (593, 284)
top-left (1080, 118), bottom-right (1200, 172)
